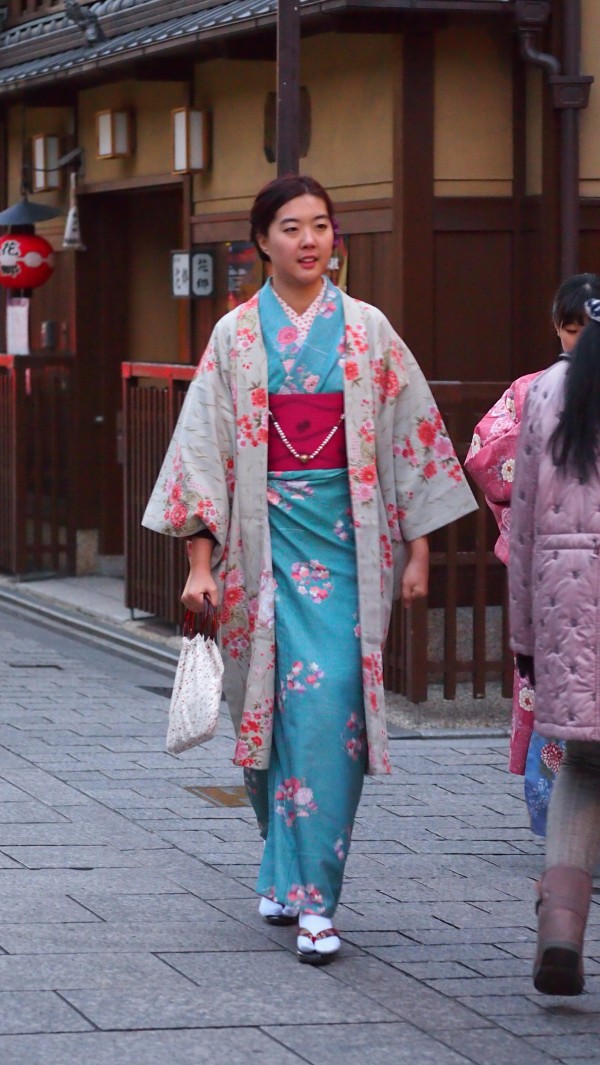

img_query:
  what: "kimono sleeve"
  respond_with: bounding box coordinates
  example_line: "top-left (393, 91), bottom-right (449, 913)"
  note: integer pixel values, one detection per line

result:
top-left (464, 385), bottom-right (519, 504)
top-left (393, 346), bottom-right (478, 541)
top-left (141, 324), bottom-right (235, 559)
top-left (464, 372), bottom-right (539, 506)
top-left (508, 387), bottom-right (542, 657)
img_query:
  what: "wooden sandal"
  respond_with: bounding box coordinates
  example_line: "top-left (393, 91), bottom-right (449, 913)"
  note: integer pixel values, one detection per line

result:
top-left (297, 926), bottom-right (340, 964)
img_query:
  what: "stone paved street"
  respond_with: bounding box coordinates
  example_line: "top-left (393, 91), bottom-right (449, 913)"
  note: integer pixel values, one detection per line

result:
top-left (0, 603), bottom-right (598, 1065)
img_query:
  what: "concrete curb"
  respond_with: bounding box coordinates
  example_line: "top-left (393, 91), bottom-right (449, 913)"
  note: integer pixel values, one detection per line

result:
top-left (0, 586), bottom-right (179, 676)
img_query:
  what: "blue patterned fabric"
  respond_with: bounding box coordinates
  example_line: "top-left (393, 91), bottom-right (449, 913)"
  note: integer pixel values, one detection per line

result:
top-left (524, 732), bottom-right (565, 837)
top-left (244, 281), bottom-right (366, 916)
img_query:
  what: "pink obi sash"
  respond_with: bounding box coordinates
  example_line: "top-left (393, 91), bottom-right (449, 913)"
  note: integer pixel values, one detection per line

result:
top-left (268, 393), bottom-right (347, 472)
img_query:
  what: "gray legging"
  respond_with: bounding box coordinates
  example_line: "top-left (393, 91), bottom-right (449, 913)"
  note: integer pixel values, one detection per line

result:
top-left (546, 740), bottom-right (600, 874)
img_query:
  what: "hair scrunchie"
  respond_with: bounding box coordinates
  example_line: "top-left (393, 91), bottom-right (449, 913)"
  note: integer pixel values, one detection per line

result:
top-left (585, 298), bottom-right (600, 323)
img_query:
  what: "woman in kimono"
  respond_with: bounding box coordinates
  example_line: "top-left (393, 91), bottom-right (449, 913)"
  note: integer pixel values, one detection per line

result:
top-left (465, 274), bottom-right (600, 836)
top-left (143, 175), bottom-right (477, 963)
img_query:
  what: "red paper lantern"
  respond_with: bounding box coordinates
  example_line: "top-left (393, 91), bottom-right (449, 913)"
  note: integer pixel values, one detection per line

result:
top-left (0, 233), bottom-right (55, 291)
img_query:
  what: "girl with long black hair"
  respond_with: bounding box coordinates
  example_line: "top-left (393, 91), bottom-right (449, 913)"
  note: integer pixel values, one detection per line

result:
top-left (509, 297), bottom-right (600, 996)
top-left (466, 274), bottom-right (600, 835)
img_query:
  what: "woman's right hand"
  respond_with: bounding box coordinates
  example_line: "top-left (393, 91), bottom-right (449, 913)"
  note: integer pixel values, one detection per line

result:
top-left (181, 569), bottom-right (219, 611)
top-left (182, 535), bottom-right (219, 610)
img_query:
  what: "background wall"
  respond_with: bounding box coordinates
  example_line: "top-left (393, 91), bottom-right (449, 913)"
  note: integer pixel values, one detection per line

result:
top-left (193, 34), bottom-right (395, 216)
top-left (434, 26), bottom-right (513, 197)
top-left (78, 80), bottom-right (188, 184)
top-left (581, 0), bottom-right (600, 198)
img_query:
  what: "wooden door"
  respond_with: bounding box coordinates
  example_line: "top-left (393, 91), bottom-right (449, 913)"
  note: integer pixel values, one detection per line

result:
top-left (75, 186), bottom-right (182, 557)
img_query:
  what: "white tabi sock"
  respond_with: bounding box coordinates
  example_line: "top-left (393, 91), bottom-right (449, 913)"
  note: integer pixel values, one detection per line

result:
top-left (297, 914), bottom-right (340, 955)
top-left (258, 896), bottom-right (297, 919)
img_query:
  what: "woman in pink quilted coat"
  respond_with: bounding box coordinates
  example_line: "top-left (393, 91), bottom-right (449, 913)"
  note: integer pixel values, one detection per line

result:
top-left (509, 296), bottom-right (600, 996)
top-left (465, 275), bottom-right (600, 833)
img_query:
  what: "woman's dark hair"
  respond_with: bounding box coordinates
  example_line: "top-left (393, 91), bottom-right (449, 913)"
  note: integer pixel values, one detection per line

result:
top-left (550, 315), bottom-right (600, 482)
top-left (250, 174), bottom-right (335, 262)
top-left (552, 272), bottom-right (600, 326)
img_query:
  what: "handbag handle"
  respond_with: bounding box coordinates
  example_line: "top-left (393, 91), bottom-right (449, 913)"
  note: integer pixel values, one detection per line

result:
top-left (183, 597), bottom-right (220, 642)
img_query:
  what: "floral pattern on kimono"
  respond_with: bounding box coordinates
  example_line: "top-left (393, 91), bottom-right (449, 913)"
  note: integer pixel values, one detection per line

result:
top-left (143, 283), bottom-right (477, 776)
top-left (250, 279), bottom-right (367, 916)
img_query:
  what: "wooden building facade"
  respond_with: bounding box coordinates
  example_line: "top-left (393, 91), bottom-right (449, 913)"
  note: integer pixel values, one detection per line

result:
top-left (0, 1), bottom-right (598, 653)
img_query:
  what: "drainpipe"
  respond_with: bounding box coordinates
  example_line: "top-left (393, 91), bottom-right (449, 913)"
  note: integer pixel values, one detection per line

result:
top-left (558, 0), bottom-right (586, 278)
top-left (519, 29), bottom-right (560, 78)
top-left (516, 0), bottom-right (593, 278)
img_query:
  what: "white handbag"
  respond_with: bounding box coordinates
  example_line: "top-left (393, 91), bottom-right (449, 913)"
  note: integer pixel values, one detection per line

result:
top-left (166, 604), bottom-right (224, 754)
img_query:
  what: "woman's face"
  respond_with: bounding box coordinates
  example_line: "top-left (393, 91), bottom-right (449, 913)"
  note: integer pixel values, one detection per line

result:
top-left (257, 194), bottom-right (334, 291)
top-left (557, 319), bottom-right (586, 353)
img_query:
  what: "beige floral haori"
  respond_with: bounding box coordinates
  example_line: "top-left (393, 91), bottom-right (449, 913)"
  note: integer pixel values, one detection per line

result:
top-left (143, 285), bottom-right (477, 776)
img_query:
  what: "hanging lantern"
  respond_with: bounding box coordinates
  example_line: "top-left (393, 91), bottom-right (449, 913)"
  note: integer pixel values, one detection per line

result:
top-left (0, 233), bottom-right (55, 291)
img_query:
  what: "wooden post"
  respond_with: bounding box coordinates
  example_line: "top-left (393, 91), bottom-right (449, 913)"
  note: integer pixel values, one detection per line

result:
top-left (276, 0), bottom-right (300, 176)
top-left (401, 29), bottom-right (435, 376)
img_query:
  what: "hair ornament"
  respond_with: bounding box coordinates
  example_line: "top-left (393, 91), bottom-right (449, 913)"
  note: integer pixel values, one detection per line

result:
top-left (332, 216), bottom-right (340, 249)
top-left (585, 298), bottom-right (600, 324)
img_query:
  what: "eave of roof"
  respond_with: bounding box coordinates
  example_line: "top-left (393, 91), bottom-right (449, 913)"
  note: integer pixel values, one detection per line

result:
top-left (0, 0), bottom-right (514, 95)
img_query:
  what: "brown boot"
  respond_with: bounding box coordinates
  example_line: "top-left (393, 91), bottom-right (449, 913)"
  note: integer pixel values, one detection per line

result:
top-left (533, 865), bottom-right (592, 996)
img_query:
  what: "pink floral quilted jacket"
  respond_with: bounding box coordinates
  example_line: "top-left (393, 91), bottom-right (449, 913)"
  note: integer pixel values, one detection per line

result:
top-left (464, 372), bottom-right (540, 564)
top-left (509, 360), bottom-right (600, 741)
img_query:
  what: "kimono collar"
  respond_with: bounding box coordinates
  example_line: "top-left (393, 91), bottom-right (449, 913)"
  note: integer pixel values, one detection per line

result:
top-left (270, 277), bottom-right (328, 343)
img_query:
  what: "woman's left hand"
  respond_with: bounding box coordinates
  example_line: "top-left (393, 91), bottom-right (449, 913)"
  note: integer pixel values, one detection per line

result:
top-left (401, 536), bottom-right (429, 608)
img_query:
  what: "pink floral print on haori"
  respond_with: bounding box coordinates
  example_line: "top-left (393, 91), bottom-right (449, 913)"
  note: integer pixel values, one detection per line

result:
top-left (143, 277), bottom-right (477, 789)
top-left (291, 560), bottom-right (333, 603)
top-left (393, 406), bottom-right (463, 485)
top-left (237, 409), bottom-right (269, 450)
top-left (162, 458), bottom-right (223, 536)
top-left (275, 777), bottom-right (319, 826)
top-left (234, 699), bottom-right (274, 767)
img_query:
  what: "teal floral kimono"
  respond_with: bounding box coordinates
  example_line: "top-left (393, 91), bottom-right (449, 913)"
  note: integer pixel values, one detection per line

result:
top-left (246, 281), bottom-right (365, 914)
top-left (143, 278), bottom-right (477, 914)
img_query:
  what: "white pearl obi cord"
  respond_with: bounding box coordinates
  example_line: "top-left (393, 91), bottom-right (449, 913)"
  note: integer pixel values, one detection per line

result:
top-left (267, 393), bottom-right (347, 472)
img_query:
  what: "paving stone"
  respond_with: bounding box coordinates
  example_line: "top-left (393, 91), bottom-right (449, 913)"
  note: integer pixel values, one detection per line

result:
top-left (0, 824), bottom-right (105, 846)
top-left (493, 1011), bottom-right (600, 1037)
top-left (0, 1028), bottom-right (304, 1064)
top-left (0, 852), bottom-right (23, 868)
top-left (0, 803), bottom-right (68, 824)
top-left (369, 942), bottom-right (513, 966)
top-left (0, 867), bottom-right (196, 895)
top-left (1, 609), bottom-right (600, 1061)
top-left (0, 845), bottom-right (145, 869)
top-left (263, 1021), bottom-right (472, 1064)
top-left (0, 918), bottom-right (281, 955)
top-left (0, 952), bottom-right (195, 991)
top-left (0, 990), bottom-right (93, 1034)
top-left (437, 1026), bottom-right (571, 1064)
top-left (61, 953), bottom-right (396, 1029)
top-left (0, 770), bottom-right (108, 806)
top-left (68, 891), bottom-right (226, 924)
top-left (0, 893), bottom-right (100, 924)
top-left (326, 955), bottom-right (493, 1032)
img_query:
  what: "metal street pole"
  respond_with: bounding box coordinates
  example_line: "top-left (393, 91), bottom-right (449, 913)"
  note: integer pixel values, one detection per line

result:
top-left (276, 0), bottom-right (300, 175)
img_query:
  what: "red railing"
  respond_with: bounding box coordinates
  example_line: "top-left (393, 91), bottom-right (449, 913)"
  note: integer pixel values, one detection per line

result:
top-left (123, 364), bottom-right (513, 698)
top-left (0, 354), bottom-right (75, 576)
